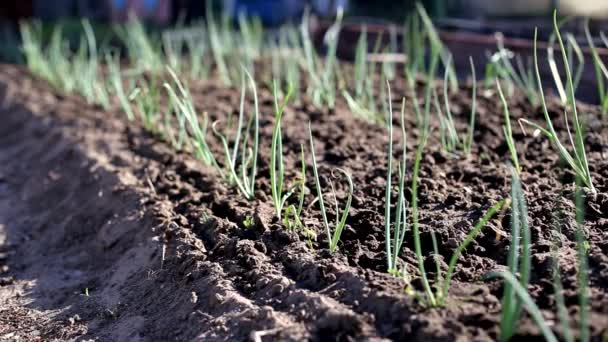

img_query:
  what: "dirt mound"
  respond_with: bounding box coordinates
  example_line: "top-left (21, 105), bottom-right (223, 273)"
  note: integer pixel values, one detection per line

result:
top-left (0, 64), bottom-right (607, 341)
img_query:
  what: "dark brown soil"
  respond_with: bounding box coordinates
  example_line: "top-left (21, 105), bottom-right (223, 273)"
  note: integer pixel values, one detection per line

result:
top-left (0, 63), bottom-right (607, 341)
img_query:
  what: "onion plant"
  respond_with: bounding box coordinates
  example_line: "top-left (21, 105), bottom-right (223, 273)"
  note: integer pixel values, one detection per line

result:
top-left (308, 123), bottom-right (354, 253)
top-left (416, 3), bottom-right (458, 92)
top-left (164, 67), bottom-right (218, 168)
top-left (283, 145), bottom-right (308, 233)
top-left (439, 56), bottom-right (460, 152)
top-left (20, 20), bottom-right (109, 109)
top-left (20, 21), bottom-right (52, 82)
top-left (212, 67), bottom-right (260, 200)
top-left (521, 16), bottom-right (595, 194)
top-left (206, 0), bottom-right (231, 86)
top-left (403, 10), bottom-right (424, 75)
top-left (270, 81), bottom-right (296, 220)
top-left (547, 18), bottom-right (584, 105)
top-left (383, 25), bottom-right (398, 81)
top-left (107, 52), bottom-right (135, 121)
top-left (462, 57), bottom-right (478, 156)
top-left (496, 79), bottom-right (521, 174)
top-left (184, 26), bottom-right (210, 79)
top-left (163, 85), bottom-right (188, 151)
top-left (485, 271), bottom-right (558, 342)
top-left (238, 12), bottom-right (263, 73)
top-left (130, 76), bottom-right (162, 132)
top-left (282, 27), bottom-right (303, 104)
top-left (409, 117), bottom-right (506, 307)
top-left (343, 27), bottom-right (385, 124)
top-left (301, 7), bottom-right (343, 109)
top-left (115, 17), bottom-right (162, 73)
top-left (584, 20), bottom-right (608, 115)
top-left (497, 169), bottom-right (531, 342)
top-left (491, 33), bottom-right (538, 107)
top-left (489, 171), bottom-right (590, 342)
top-left (162, 30), bottom-right (186, 75)
top-left (384, 83), bottom-right (408, 276)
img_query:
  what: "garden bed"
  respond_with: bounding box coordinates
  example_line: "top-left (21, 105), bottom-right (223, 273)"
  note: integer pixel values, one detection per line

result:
top-left (0, 54), bottom-right (607, 341)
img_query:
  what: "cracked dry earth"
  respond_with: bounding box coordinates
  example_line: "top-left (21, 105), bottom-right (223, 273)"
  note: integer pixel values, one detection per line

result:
top-left (0, 63), bottom-right (607, 341)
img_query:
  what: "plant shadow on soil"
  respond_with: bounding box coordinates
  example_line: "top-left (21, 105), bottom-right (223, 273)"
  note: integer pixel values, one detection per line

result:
top-left (0, 64), bottom-right (607, 340)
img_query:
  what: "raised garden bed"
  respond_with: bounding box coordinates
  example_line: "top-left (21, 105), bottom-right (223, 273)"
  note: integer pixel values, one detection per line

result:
top-left (1, 9), bottom-right (607, 341)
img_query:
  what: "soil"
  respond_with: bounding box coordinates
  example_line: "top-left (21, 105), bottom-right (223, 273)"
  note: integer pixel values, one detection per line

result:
top-left (0, 63), bottom-right (607, 341)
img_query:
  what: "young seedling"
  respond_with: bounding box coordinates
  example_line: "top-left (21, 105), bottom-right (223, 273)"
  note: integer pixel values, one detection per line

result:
top-left (498, 169), bottom-right (531, 342)
top-left (163, 84), bottom-right (188, 151)
top-left (492, 33), bottom-right (538, 107)
top-left (283, 145), bottom-right (308, 232)
top-left (403, 10), bottom-right (424, 75)
top-left (416, 2), bottom-right (458, 92)
top-left (20, 21), bottom-right (53, 82)
top-left (496, 79), bottom-right (521, 174)
top-left (212, 67), bottom-right (260, 200)
top-left (547, 18), bottom-right (585, 105)
top-left (164, 67), bottom-right (218, 169)
top-left (485, 271), bottom-right (558, 342)
top-left (115, 16), bottom-right (162, 73)
top-left (206, 0), bottom-right (231, 86)
top-left (319, 6), bottom-right (343, 109)
top-left (409, 120), bottom-right (506, 307)
top-left (107, 52), bottom-right (135, 121)
top-left (384, 82), bottom-right (408, 276)
top-left (130, 76), bottom-right (162, 132)
top-left (521, 15), bottom-right (595, 194)
top-left (439, 56), bottom-right (460, 152)
top-left (185, 27), bottom-right (210, 79)
top-left (343, 28), bottom-right (386, 124)
top-left (162, 30), bottom-right (186, 75)
top-left (462, 57), bottom-right (478, 157)
top-left (300, 6), bottom-right (343, 109)
top-left (584, 20), bottom-right (608, 115)
top-left (489, 172), bottom-right (590, 342)
top-left (308, 123), bottom-right (354, 253)
top-left (270, 81), bottom-right (296, 220)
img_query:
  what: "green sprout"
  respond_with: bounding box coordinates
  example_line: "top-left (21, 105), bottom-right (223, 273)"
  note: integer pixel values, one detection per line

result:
top-left (308, 123), bottom-right (354, 253)
top-left (384, 83), bottom-right (408, 276)
top-left (496, 78), bottom-right (521, 174)
top-left (409, 122), bottom-right (505, 307)
top-left (212, 67), bottom-right (260, 200)
top-left (270, 81), bottom-right (296, 220)
top-left (164, 67), bottom-right (218, 168)
top-left (584, 20), bottom-right (608, 115)
top-left (520, 16), bottom-right (595, 194)
top-left (485, 271), bottom-right (558, 342)
top-left (547, 18), bottom-right (584, 105)
top-left (498, 169), bottom-right (531, 342)
top-left (491, 33), bottom-right (538, 107)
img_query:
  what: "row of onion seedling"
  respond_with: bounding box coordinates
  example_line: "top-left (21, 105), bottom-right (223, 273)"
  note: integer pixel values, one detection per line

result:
top-left (19, 7), bottom-right (598, 341)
